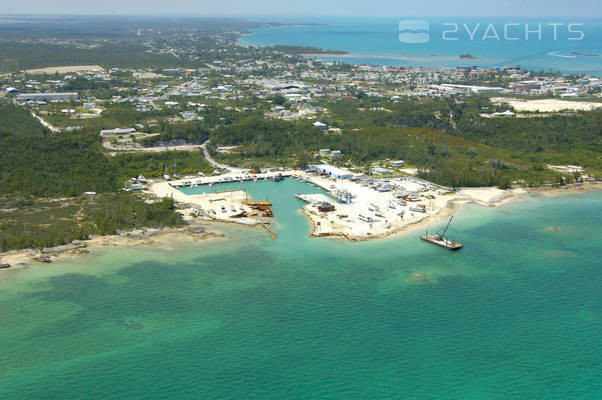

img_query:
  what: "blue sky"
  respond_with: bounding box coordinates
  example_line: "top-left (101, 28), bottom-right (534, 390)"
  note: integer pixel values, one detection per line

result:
top-left (2, 0), bottom-right (601, 17)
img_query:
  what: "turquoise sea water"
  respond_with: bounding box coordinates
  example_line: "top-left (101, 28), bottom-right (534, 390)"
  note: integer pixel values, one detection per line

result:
top-left (1, 180), bottom-right (601, 399)
top-left (241, 17), bottom-right (602, 75)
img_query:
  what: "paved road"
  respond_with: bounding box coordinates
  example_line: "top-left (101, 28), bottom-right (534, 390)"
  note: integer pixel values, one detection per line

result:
top-left (201, 140), bottom-right (232, 171)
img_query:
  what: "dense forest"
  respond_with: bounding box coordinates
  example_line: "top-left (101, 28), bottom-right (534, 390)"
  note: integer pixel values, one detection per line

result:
top-left (0, 104), bottom-right (185, 251)
top-left (0, 42), bottom-right (187, 73)
top-left (0, 104), bottom-right (118, 197)
top-left (211, 117), bottom-right (330, 157)
top-left (112, 151), bottom-right (213, 179)
top-left (209, 101), bottom-right (600, 187)
top-left (321, 96), bottom-right (602, 162)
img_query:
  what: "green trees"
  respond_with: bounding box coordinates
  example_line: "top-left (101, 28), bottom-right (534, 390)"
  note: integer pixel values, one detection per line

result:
top-left (84, 193), bottom-right (182, 236)
top-left (111, 151), bottom-right (213, 178)
top-left (211, 117), bottom-right (330, 158)
top-left (0, 42), bottom-right (186, 73)
top-left (140, 122), bottom-right (210, 146)
top-left (0, 107), bottom-right (119, 197)
top-left (0, 193), bottom-right (183, 251)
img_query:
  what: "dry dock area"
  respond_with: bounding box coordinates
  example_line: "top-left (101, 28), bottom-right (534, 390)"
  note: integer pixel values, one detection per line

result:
top-left (148, 170), bottom-right (294, 228)
top-left (294, 173), bottom-right (456, 239)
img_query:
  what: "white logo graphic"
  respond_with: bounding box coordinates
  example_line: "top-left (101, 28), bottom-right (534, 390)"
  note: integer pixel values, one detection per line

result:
top-left (399, 20), bottom-right (430, 43)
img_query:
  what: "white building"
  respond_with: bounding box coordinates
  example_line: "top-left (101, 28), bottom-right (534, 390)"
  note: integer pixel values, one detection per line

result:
top-left (491, 110), bottom-right (515, 117)
top-left (100, 128), bottom-right (136, 136)
top-left (313, 121), bottom-right (328, 130)
top-left (312, 164), bottom-right (354, 179)
top-left (372, 166), bottom-right (393, 175)
top-left (17, 92), bottom-right (79, 102)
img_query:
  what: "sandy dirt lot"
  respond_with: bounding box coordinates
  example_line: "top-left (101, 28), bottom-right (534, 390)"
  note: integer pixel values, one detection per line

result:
top-left (492, 97), bottom-right (602, 112)
top-left (24, 65), bottom-right (105, 74)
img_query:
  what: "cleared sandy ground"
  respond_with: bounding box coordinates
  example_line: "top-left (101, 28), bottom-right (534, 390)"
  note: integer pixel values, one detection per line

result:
top-left (24, 65), bottom-right (105, 74)
top-left (294, 175), bottom-right (525, 240)
top-left (491, 97), bottom-right (602, 112)
top-left (133, 72), bottom-right (165, 79)
top-left (103, 141), bottom-right (203, 153)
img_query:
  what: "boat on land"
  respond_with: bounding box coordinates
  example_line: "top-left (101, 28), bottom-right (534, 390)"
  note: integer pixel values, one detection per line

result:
top-left (318, 202), bottom-right (336, 212)
top-left (358, 213), bottom-right (374, 223)
top-left (410, 205), bottom-right (426, 213)
top-left (420, 216), bottom-right (463, 251)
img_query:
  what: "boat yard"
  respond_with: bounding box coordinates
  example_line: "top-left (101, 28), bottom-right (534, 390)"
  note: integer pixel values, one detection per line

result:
top-left (145, 165), bottom-right (485, 240)
top-left (293, 172), bottom-right (458, 240)
top-left (144, 164), bottom-right (519, 241)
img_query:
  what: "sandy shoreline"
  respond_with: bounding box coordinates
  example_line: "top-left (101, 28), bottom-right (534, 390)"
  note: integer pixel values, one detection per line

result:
top-left (303, 197), bottom-right (464, 242)
top-left (1, 180), bottom-right (599, 269)
top-left (303, 181), bottom-right (600, 242)
top-left (0, 223), bottom-right (225, 270)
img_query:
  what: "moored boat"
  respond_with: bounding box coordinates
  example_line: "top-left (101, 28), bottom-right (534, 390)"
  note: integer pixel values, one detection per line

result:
top-left (420, 216), bottom-right (463, 251)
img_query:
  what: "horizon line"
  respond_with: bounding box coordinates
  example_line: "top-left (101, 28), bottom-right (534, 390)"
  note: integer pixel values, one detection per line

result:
top-left (1, 13), bottom-right (600, 19)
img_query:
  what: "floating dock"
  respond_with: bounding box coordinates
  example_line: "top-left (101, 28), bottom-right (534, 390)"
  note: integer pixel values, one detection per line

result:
top-left (420, 216), bottom-right (463, 251)
top-left (420, 234), bottom-right (463, 251)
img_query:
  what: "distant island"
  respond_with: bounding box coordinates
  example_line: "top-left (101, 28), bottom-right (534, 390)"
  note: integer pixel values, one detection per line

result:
top-left (571, 51), bottom-right (599, 57)
top-left (269, 45), bottom-right (347, 55)
top-left (460, 53), bottom-right (477, 60)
